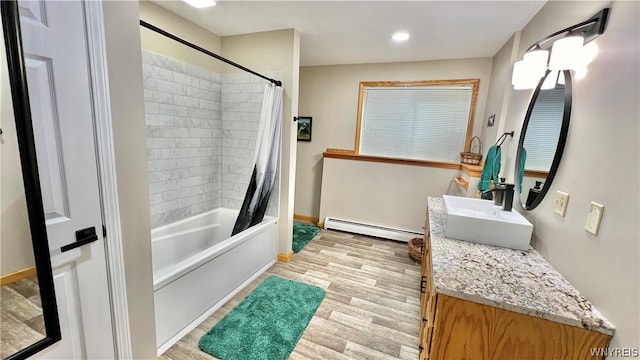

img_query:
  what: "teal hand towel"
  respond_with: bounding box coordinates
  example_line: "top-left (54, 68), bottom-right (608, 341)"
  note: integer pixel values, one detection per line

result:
top-left (477, 145), bottom-right (501, 191)
top-left (518, 147), bottom-right (527, 193)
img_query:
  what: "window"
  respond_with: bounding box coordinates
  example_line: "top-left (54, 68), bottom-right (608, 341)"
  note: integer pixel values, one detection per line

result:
top-left (522, 86), bottom-right (564, 171)
top-left (355, 80), bottom-right (479, 163)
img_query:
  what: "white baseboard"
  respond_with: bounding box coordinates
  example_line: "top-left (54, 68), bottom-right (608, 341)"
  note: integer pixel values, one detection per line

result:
top-left (324, 217), bottom-right (423, 242)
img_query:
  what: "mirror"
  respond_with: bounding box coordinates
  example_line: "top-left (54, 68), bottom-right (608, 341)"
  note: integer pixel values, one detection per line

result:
top-left (1, 1), bottom-right (61, 359)
top-left (515, 70), bottom-right (572, 210)
top-left (0, 86), bottom-right (45, 357)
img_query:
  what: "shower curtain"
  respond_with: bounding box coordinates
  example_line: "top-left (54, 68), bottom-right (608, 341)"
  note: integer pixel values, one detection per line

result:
top-left (232, 84), bottom-right (283, 235)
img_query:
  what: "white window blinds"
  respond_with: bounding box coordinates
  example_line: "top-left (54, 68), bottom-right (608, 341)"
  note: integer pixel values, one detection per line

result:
top-left (522, 86), bottom-right (564, 171)
top-left (360, 85), bottom-right (473, 162)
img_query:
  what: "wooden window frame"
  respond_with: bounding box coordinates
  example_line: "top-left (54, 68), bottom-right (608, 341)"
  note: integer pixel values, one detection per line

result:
top-left (354, 79), bottom-right (480, 157)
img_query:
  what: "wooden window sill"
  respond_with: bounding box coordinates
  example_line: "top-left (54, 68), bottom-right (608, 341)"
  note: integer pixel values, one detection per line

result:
top-left (461, 164), bottom-right (483, 177)
top-left (524, 169), bottom-right (549, 178)
top-left (324, 148), bottom-right (462, 170)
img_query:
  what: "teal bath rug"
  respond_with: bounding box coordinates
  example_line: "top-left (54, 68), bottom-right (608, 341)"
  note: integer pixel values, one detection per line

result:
top-left (198, 275), bottom-right (326, 360)
top-left (292, 223), bottom-right (321, 253)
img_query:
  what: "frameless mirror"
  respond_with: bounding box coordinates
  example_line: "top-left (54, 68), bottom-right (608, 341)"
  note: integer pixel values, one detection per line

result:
top-left (1, 1), bottom-right (61, 358)
top-left (515, 70), bottom-right (572, 210)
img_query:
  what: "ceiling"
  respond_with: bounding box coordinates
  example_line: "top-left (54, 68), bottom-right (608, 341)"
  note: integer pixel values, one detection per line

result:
top-left (152, 1), bottom-right (547, 66)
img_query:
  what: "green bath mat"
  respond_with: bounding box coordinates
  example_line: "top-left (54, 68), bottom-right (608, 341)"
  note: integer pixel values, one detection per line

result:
top-left (292, 222), bottom-right (321, 253)
top-left (199, 275), bottom-right (326, 360)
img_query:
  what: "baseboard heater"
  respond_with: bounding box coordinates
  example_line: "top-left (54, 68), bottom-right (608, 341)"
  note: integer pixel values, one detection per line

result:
top-left (323, 217), bottom-right (423, 242)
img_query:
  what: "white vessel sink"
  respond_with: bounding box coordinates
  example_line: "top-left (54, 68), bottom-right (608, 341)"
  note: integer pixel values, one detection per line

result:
top-left (442, 195), bottom-right (533, 250)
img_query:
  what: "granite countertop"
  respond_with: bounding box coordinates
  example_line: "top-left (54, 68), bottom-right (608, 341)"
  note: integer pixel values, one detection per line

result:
top-left (427, 197), bottom-right (615, 336)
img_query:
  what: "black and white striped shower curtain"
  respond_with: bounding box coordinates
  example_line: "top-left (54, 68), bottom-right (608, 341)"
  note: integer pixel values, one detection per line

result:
top-left (232, 84), bottom-right (283, 235)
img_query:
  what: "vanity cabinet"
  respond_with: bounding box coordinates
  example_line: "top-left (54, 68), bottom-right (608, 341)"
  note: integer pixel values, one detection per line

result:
top-left (418, 199), bottom-right (614, 360)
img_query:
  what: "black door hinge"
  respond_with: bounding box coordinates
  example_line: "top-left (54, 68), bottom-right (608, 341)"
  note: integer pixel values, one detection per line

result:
top-left (102, 224), bottom-right (107, 238)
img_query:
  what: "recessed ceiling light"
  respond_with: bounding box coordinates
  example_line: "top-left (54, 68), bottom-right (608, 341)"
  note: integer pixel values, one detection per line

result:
top-left (183, 0), bottom-right (216, 9)
top-left (392, 32), bottom-right (410, 42)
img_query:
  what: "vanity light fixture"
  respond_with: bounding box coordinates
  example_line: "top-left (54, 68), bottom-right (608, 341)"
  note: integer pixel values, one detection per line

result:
top-left (183, 0), bottom-right (216, 9)
top-left (512, 8), bottom-right (609, 90)
top-left (392, 32), bottom-right (410, 42)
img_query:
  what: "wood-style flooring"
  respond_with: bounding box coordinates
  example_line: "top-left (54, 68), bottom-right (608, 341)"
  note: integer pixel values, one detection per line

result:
top-left (159, 228), bottom-right (422, 360)
top-left (0, 276), bottom-right (45, 358)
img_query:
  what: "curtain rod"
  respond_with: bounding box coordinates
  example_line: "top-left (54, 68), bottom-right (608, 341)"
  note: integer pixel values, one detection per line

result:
top-left (139, 20), bottom-right (282, 87)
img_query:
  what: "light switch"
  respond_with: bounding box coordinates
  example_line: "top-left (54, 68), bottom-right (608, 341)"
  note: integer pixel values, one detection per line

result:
top-left (553, 191), bottom-right (569, 217)
top-left (585, 202), bottom-right (604, 235)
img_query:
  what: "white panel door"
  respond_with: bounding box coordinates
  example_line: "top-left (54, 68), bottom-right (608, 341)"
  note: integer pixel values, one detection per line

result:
top-left (17, 0), bottom-right (115, 358)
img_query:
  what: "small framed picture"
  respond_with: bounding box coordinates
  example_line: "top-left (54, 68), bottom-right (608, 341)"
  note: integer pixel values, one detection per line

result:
top-left (487, 114), bottom-right (495, 127)
top-left (297, 116), bottom-right (312, 142)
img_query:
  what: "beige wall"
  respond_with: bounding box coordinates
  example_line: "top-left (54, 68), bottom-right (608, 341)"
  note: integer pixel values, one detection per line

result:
top-left (0, 34), bottom-right (34, 276)
top-left (479, 33), bottom-right (520, 153)
top-left (139, 0), bottom-right (222, 72)
top-left (103, 1), bottom-right (157, 358)
top-left (496, 0), bottom-right (639, 349)
top-left (320, 158), bottom-right (460, 232)
top-left (221, 29), bottom-right (300, 255)
top-left (297, 58), bottom-right (493, 220)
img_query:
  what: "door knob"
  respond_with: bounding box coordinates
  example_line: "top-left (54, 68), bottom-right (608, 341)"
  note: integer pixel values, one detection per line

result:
top-left (61, 226), bottom-right (99, 252)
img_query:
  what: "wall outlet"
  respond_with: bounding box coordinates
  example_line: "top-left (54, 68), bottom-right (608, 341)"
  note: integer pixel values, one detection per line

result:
top-left (585, 202), bottom-right (604, 235)
top-left (553, 191), bottom-right (569, 217)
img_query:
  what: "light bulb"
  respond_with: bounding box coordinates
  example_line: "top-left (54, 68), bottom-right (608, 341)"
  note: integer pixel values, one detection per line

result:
top-left (392, 32), bottom-right (410, 42)
top-left (512, 60), bottom-right (540, 90)
top-left (549, 35), bottom-right (584, 70)
top-left (523, 49), bottom-right (549, 79)
top-left (183, 0), bottom-right (216, 8)
top-left (512, 60), bottom-right (525, 87)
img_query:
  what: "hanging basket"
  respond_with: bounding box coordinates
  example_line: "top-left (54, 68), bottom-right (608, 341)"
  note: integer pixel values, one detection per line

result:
top-left (408, 237), bottom-right (423, 262)
top-left (460, 136), bottom-right (483, 165)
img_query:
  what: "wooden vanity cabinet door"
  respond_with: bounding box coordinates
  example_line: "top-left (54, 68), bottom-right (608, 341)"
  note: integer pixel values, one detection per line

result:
top-left (419, 207), bottom-right (436, 360)
top-left (420, 205), bottom-right (433, 306)
top-left (419, 250), bottom-right (429, 349)
top-left (419, 292), bottom-right (437, 360)
top-left (419, 236), bottom-right (433, 325)
top-left (423, 206), bottom-right (431, 250)
top-left (419, 204), bottom-right (438, 359)
top-left (428, 295), bottom-right (612, 360)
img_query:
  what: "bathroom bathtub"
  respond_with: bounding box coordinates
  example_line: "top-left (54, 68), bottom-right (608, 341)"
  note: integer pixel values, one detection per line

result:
top-left (151, 208), bottom-right (278, 354)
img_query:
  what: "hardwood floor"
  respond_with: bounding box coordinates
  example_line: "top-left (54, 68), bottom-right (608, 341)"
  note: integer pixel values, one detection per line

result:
top-left (0, 276), bottom-right (45, 358)
top-left (159, 229), bottom-right (422, 360)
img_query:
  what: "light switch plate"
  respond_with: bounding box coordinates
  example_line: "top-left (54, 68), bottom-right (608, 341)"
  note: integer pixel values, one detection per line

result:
top-left (585, 202), bottom-right (604, 235)
top-left (553, 191), bottom-right (569, 217)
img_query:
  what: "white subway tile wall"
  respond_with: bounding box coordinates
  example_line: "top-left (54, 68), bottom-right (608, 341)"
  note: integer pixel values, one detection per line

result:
top-left (143, 50), bottom-right (281, 228)
top-left (143, 51), bottom-right (221, 228)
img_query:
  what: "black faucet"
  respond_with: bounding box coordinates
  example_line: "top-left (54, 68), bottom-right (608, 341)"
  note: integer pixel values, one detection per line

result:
top-left (502, 184), bottom-right (514, 212)
top-left (483, 183), bottom-right (515, 212)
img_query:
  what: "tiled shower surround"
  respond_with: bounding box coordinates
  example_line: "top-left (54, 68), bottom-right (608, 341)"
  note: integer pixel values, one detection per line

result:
top-left (143, 51), bottom-right (280, 228)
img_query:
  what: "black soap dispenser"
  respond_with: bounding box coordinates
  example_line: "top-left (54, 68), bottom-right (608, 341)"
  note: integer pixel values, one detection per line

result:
top-left (526, 181), bottom-right (543, 207)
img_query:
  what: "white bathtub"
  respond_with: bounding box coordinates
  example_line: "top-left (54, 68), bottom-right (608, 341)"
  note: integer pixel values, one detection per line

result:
top-left (151, 208), bottom-right (278, 355)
